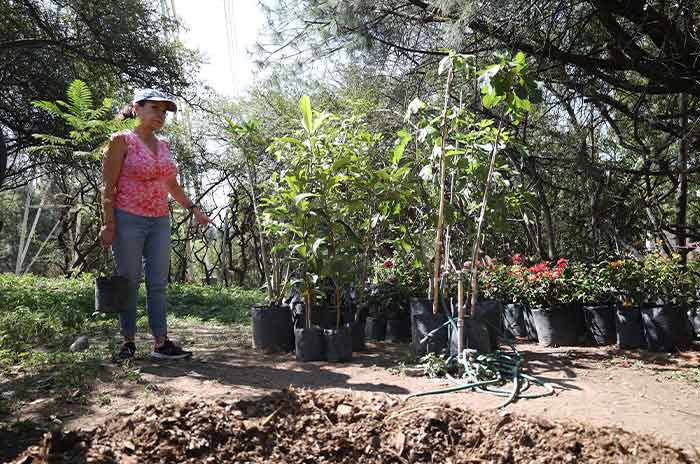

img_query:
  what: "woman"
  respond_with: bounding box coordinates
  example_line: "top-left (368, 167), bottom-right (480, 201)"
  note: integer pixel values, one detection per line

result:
top-left (99, 89), bottom-right (212, 361)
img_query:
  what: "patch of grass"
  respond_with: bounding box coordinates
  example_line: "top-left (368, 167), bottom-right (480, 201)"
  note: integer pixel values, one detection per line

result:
top-left (0, 274), bottom-right (264, 401)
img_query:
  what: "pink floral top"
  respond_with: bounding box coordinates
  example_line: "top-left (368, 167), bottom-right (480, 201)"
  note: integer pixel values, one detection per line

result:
top-left (113, 131), bottom-right (177, 217)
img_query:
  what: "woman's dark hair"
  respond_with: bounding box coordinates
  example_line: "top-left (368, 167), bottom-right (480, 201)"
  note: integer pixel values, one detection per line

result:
top-left (116, 101), bottom-right (144, 120)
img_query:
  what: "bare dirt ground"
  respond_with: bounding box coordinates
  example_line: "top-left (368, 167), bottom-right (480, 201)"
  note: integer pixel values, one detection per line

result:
top-left (3, 323), bottom-right (700, 462)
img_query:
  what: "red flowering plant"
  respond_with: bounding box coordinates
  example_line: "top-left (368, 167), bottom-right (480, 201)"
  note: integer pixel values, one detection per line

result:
top-left (521, 258), bottom-right (576, 308)
top-left (480, 260), bottom-right (523, 303)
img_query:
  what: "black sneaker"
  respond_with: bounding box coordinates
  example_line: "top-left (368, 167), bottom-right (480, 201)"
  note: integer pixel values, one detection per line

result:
top-left (116, 341), bottom-right (136, 361)
top-left (150, 340), bottom-right (192, 360)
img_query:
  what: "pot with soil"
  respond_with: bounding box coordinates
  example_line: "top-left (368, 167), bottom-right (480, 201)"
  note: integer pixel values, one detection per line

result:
top-left (251, 305), bottom-right (294, 353)
top-left (294, 327), bottom-right (325, 362)
top-left (324, 327), bottom-right (352, 362)
top-left (522, 304), bottom-right (538, 341)
top-left (615, 305), bottom-right (644, 349)
top-left (410, 297), bottom-right (448, 355)
top-left (531, 304), bottom-right (578, 347)
top-left (640, 303), bottom-right (694, 352)
top-left (385, 303), bottom-right (411, 342)
top-left (351, 318), bottom-right (366, 351)
top-left (502, 302), bottom-right (527, 339)
top-left (473, 299), bottom-right (503, 351)
top-left (582, 303), bottom-right (617, 346)
top-left (449, 315), bottom-right (491, 355)
top-left (365, 315), bottom-right (387, 341)
top-left (687, 306), bottom-right (700, 338)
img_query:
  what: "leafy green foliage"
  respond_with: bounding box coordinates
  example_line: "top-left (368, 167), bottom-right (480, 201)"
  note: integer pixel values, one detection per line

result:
top-left (30, 80), bottom-right (134, 160)
top-left (0, 274), bottom-right (264, 355)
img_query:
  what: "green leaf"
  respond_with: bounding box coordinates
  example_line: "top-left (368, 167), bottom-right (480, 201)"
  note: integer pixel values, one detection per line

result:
top-left (294, 193), bottom-right (318, 205)
top-left (311, 237), bottom-right (326, 255)
top-left (299, 95), bottom-right (313, 133)
top-left (418, 165), bottom-right (433, 181)
top-left (392, 129), bottom-right (411, 165)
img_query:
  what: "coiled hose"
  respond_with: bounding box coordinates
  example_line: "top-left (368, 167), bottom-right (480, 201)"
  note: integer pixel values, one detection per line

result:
top-left (406, 342), bottom-right (555, 408)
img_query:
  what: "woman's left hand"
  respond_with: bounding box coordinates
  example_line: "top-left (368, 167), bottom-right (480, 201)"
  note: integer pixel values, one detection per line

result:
top-left (192, 207), bottom-right (214, 227)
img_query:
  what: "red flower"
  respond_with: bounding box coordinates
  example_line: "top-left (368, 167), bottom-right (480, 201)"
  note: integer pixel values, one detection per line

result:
top-left (556, 258), bottom-right (568, 269)
top-left (529, 263), bottom-right (549, 274)
top-left (512, 254), bottom-right (523, 265)
top-left (383, 260), bottom-right (394, 268)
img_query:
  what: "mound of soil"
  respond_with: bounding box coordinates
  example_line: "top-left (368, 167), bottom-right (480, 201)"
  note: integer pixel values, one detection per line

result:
top-left (11, 389), bottom-right (695, 464)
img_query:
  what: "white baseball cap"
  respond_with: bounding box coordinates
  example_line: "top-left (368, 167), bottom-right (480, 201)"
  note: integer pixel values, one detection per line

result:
top-left (132, 88), bottom-right (177, 112)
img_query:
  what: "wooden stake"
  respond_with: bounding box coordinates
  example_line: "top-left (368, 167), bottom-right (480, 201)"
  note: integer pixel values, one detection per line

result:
top-left (432, 66), bottom-right (455, 314)
top-left (457, 271), bottom-right (465, 353)
top-left (469, 119), bottom-right (504, 317)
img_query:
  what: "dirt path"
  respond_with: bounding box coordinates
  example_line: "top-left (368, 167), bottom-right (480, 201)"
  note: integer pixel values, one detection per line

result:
top-left (4, 323), bottom-right (700, 461)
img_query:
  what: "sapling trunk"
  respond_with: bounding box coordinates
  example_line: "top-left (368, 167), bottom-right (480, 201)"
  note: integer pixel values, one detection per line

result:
top-left (304, 273), bottom-right (312, 328)
top-left (457, 271), bottom-right (465, 353)
top-left (246, 162), bottom-right (274, 302)
top-left (469, 119), bottom-right (504, 317)
top-left (432, 66), bottom-right (455, 314)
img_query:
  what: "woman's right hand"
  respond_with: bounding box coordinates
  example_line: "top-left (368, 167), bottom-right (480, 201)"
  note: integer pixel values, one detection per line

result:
top-left (99, 225), bottom-right (115, 248)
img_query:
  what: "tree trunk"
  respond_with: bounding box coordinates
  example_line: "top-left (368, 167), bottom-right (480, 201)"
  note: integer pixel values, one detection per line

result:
top-left (0, 128), bottom-right (7, 190)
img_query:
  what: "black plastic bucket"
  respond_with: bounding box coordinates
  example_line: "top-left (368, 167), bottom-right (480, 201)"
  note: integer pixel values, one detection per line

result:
top-left (449, 317), bottom-right (492, 355)
top-left (94, 275), bottom-right (129, 314)
top-left (386, 317), bottom-right (411, 342)
top-left (503, 303), bottom-right (527, 338)
top-left (351, 319), bottom-right (366, 351)
top-left (531, 305), bottom-right (578, 347)
top-left (473, 299), bottom-right (503, 351)
top-left (523, 305), bottom-right (538, 341)
top-left (641, 304), bottom-right (693, 352)
top-left (616, 307), bottom-right (644, 349)
top-left (251, 306), bottom-right (294, 353)
top-left (582, 304), bottom-right (617, 346)
top-left (294, 327), bottom-right (324, 362)
top-left (365, 316), bottom-right (387, 341)
top-left (687, 307), bottom-right (700, 338)
top-left (324, 328), bottom-right (352, 362)
top-left (410, 297), bottom-right (448, 355)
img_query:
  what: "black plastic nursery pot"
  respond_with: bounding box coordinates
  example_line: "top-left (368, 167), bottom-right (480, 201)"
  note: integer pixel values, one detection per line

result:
top-left (502, 303), bottom-right (527, 339)
top-left (531, 305), bottom-right (578, 347)
top-left (582, 303), bottom-right (617, 346)
top-left (641, 304), bottom-right (694, 352)
top-left (473, 299), bottom-right (503, 351)
top-left (410, 297), bottom-right (448, 355)
top-left (324, 328), bottom-right (353, 362)
top-left (687, 307), bottom-right (700, 338)
top-left (615, 306), bottom-right (644, 349)
top-left (572, 303), bottom-right (590, 343)
top-left (365, 316), bottom-right (387, 341)
top-left (449, 317), bottom-right (492, 356)
top-left (522, 305), bottom-right (539, 341)
top-left (251, 305), bottom-right (295, 353)
top-left (294, 327), bottom-right (325, 362)
top-left (386, 317), bottom-right (411, 342)
top-left (351, 319), bottom-right (366, 351)
top-left (94, 275), bottom-right (130, 314)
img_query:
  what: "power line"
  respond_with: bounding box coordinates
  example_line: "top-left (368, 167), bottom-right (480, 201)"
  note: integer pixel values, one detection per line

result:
top-left (223, 0), bottom-right (239, 96)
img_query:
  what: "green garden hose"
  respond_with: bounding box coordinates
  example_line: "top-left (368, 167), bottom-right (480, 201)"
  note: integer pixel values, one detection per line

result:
top-left (406, 343), bottom-right (555, 407)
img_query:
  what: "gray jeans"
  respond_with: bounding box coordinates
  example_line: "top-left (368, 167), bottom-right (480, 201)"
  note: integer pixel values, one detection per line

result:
top-left (112, 208), bottom-right (170, 339)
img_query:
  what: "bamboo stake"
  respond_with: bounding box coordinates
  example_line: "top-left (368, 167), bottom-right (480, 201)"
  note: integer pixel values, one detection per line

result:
top-left (432, 66), bottom-right (455, 314)
top-left (469, 119), bottom-right (504, 317)
top-left (457, 271), bottom-right (465, 353)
